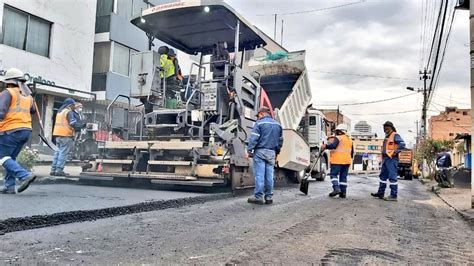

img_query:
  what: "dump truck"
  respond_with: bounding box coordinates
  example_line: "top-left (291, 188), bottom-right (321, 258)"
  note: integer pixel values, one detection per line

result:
top-left (397, 149), bottom-right (414, 180)
top-left (79, 0), bottom-right (330, 190)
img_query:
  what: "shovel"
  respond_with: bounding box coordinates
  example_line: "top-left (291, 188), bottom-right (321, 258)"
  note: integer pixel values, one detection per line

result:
top-left (33, 100), bottom-right (58, 152)
top-left (20, 83), bottom-right (58, 152)
top-left (300, 151), bottom-right (323, 195)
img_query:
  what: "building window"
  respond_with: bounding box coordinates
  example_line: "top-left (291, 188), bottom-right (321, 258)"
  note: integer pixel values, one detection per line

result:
top-left (112, 42), bottom-right (131, 76)
top-left (449, 133), bottom-right (454, 136)
top-left (368, 145), bottom-right (379, 150)
top-left (96, 0), bottom-right (114, 33)
top-left (117, 0), bottom-right (148, 19)
top-left (93, 42), bottom-right (111, 74)
top-left (463, 111), bottom-right (468, 116)
top-left (356, 145), bottom-right (365, 150)
top-left (1, 5), bottom-right (52, 57)
top-left (92, 42), bottom-right (111, 92)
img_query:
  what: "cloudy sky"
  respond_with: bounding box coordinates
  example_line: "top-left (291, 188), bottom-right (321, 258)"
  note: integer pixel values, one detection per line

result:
top-left (223, 0), bottom-right (471, 145)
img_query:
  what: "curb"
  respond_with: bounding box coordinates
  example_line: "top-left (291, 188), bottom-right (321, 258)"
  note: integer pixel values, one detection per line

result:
top-left (429, 185), bottom-right (474, 227)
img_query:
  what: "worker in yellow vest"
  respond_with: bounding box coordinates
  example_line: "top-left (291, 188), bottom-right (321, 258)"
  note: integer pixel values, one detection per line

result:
top-left (0, 68), bottom-right (37, 194)
top-left (322, 124), bottom-right (354, 198)
top-left (371, 121), bottom-right (406, 201)
top-left (50, 98), bottom-right (80, 176)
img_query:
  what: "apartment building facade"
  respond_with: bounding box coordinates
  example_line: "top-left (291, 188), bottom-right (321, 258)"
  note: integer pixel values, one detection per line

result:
top-left (429, 107), bottom-right (471, 140)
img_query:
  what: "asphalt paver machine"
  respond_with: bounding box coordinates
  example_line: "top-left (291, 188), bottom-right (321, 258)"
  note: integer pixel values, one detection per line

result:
top-left (80, 0), bottom-right (327, 190)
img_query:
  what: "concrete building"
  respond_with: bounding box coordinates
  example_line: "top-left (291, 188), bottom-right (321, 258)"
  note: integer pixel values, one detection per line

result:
top-left (354, 120), bottom-right (372, 133)
top-left (0, 0), bottom-right (96, 145)
top-left (319, 109), bottom-right (351, 135)
top-left (429, 107), bottom-right (471, 140)
top-left (91, 0), bottom-right (158, 101)
top-left (351, 134), bottom-right (383, 171)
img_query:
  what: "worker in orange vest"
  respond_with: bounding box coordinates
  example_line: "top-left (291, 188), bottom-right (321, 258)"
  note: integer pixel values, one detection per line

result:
top-left (0, 68), bottom-right (37, 194)
top-left (322, 124), bottom-right (354, 198)
top-left (371, 121), bottom-right (406, 201)
top-left (50, 98), bottom-right (81, 176)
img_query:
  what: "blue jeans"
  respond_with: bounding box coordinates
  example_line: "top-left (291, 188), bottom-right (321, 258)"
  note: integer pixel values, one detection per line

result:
top-left (378, 157), bottom-right (399, 197)
top-left (51, 137), bottom-right (74, 172)
top-left (330, 164), bottom-right (350, 193)
top-left (253, 149), bottom-right (276, 200)
top-left (0, 130), bottom-right (32, 189)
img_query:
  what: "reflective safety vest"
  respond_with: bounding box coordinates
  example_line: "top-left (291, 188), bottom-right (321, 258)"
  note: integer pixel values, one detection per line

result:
top-left (383, 131), bottom-right (399, 159)
top-left (329, 134), bottom-right (353, 165)
top-left (0, 87), bottom-right (33, 132)
top-left (53, 108), bottom-right (74, 137)
top-left (160, 54), bottom-right (175, 79)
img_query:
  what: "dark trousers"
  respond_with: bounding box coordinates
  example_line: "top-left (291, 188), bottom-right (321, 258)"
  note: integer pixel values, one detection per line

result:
top-left (330, 164), bottom-right (350, 193)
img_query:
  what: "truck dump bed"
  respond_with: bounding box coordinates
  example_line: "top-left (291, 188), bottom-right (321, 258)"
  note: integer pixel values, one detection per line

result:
top-left (248, 51), bottom-right (312, 130)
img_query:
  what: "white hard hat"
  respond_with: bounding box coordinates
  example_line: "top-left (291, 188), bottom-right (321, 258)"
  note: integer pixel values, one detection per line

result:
top-left (1, 68), bottom-right (27, 83)
top-left (335, 124), bottom-right (348, 132)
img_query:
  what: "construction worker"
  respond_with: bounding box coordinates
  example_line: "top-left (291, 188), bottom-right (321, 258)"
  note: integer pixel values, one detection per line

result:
top-left (168, 49), bottom-right (183, 81)
top-left (50, 98), bottom-right (81, 176)
top-left (322, 124), bottom-right (354, 198)
top-left (371, 121), bottom-right (406, 201)
top-left (435, 147), bottom-right (453, 187)
top-left (72, 102), bottom-right (85, 140)
top-left (247, 106), bottom-right (283, 205)
top-left (0, 68), bottom-right (37, 194)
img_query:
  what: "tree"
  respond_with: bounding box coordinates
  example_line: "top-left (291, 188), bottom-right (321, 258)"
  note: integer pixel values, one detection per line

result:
top-left (415, 138), bottom-right (454, 178)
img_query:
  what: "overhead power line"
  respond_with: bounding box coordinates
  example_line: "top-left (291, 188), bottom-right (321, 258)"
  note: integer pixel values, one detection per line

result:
top-left (317, 92), bottom-right (419, 107)
top-left (347, 109), bottom-right (420, 116)
top-left (309, 70), bottom-right (417, 81)
top-left (254, 1), bottom-right (365, 16)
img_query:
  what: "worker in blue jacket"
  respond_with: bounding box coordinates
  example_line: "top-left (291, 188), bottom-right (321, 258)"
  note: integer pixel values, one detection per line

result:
top-left (247, 106), bottom-right (283, 205)
top-left (371, 121), bottom-right (406, 201)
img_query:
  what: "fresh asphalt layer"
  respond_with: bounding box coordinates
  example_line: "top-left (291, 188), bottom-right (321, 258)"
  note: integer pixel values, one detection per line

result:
top-left (0, 184), bottom-right (213, 220)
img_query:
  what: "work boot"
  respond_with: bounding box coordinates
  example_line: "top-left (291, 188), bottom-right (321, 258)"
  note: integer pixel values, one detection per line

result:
top-left (329, 187), bottom-right (342, 197)
top-left (49, 171), bottom-right (56, 176)
top-left (384, 196), bottom-right (398, 202)
top-left (0, 187), bottom-right (16, 194)
top-left (339, 192), bottom-right (346, 199)
top-left (265, 198), bottom-right (273, 205)
top-left (247, 197), bottom-right (264, 205)
top-left (54, 171), bottom-right (70, 177)
top-left (371, 193), bottom-right (384, 199)
top-left (17, 174), bottom-right (37, 193)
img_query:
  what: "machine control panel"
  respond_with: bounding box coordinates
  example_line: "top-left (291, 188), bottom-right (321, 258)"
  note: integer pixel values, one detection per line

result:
top-left (201, 82), bottom-right (218, 111)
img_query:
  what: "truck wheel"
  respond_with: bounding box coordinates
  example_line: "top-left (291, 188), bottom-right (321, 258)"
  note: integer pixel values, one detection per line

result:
top-left (313, 157), bottom-right (327, 181)
top-left (405, 171), bottom-right (413, 180)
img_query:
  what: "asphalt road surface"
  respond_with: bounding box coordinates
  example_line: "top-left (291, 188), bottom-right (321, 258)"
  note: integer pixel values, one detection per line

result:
top-left (1, 174), bottom-right (473, 264)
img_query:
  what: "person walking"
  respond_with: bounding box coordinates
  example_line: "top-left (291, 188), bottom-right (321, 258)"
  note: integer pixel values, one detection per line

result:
top-left (50, 98), bottom-right (81, 176)
top-left (322, 124), bottom-right (353, 198)
top-left (371, 121), bottom-right (406, 201)
top-left (247, 106), bottom-right (283, 205)
top-left (0, 68), bottom-right (37, 194)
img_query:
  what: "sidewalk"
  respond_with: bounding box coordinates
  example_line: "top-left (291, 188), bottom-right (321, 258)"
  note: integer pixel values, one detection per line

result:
top-left (422, 179), bottom-right (474, 226)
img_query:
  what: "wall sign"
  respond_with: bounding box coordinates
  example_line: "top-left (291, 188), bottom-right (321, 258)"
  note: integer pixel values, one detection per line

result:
top-left (0, 69), bottom-right (56, 85)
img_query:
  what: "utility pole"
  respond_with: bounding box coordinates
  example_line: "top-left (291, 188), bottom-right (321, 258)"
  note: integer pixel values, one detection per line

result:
top-left (415, 120), bottom-right (419, 149)
top-left (280, 19), bottom-right (284, 46)
top-left (419, 69), bottom-right (431, 141)
top-left (469, 0), bottom-right (474, 209)
top-left (336, 105), bottom-right (340, 126)
top-left (274, 14), bottom-right (277, 40)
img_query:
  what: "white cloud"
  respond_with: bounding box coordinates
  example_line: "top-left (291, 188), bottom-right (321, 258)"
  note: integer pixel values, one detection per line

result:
top-left (225, 0), bottom-right (470, 139)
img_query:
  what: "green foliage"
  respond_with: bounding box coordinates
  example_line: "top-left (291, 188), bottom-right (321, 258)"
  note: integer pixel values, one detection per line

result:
top-left (415, 138), bottom-right (454, 178)
top-left (17, 146), bottom-right (40, 171)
